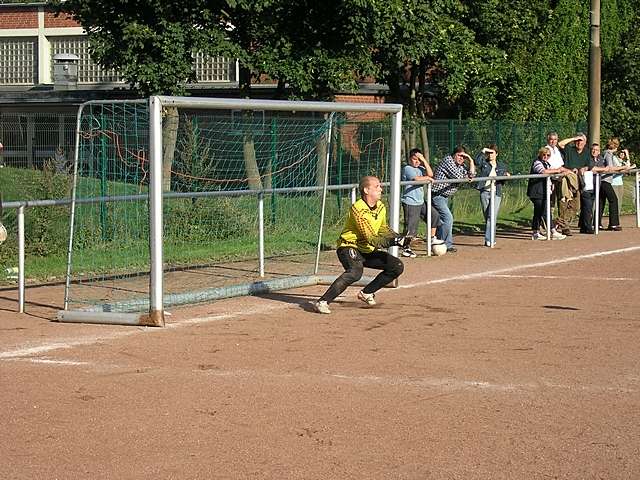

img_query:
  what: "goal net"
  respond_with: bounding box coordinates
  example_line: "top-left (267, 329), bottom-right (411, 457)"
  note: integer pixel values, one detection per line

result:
top-left (62, 97), bottom-right (402, 325)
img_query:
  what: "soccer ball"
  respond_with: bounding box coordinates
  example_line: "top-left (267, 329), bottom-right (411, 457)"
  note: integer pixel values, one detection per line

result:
top-left (431, 243), bottom-right (447, 256)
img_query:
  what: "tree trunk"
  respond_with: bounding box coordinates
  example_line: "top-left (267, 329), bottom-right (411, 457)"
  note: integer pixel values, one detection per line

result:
top-left (384, 69), bottom-right (401, 104)
top-left (263, 156), bottom-right (272, 190)
top-left (417, 58), bottom-right (427, 115)
top-left (243, 131), bottom-right (262, 190)
top-left (420, 124), bottom-right (430, 163)
top-left (238, 65), bottom-right (263, 190)
top-left (404, 127), bottom-right (416, 151)
top-left (316, 125), bottom-right (329, 194)
top-left (162, 106), bottom-right (179, 192)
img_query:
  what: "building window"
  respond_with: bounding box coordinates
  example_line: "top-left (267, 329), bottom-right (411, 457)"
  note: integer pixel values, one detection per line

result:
top-left (194, 53), bottom-right (235, 82)
top-left (50, 36), bottom-right (121, 84)
top-left (0, 38), bottom-right (37, 85)
top-left (47, 35), bottom-right (235, 84)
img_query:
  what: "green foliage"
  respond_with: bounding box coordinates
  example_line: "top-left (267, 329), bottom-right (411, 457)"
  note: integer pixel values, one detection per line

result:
top-left (0, 166), bottom-right (72, 265)
top-left (166, 197), bottom-right (255, 242)
top-left (602, 9), bottom-right (640, 151)
top-left (53, 0), bottom-right (640, 146)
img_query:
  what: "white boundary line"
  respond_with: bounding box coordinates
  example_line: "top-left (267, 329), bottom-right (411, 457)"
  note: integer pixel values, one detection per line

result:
top-left (2, 245), bottom-right (639, 361)
top-left (399, 245), bottom-right (640, 289)
top-left (488, 274), bottom-right (636, 281)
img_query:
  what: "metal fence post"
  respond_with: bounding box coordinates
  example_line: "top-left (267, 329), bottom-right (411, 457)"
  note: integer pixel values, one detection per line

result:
top-left (258, 192), bottom-right (265, 277)
top-left (18, 206), bottom-right (25, 313)
top-left (490, 180), bottom-right (496, 247)
top-left (636, 171), bottom-right (640, 228)
top-left (595, 173), bottom-right (600, 234)
top-left (426, 182), bottom-right (432, 256)
top-left (270, 118), bottom-right (277, 225)
top-left (545, 176), bottom-right (552, 240)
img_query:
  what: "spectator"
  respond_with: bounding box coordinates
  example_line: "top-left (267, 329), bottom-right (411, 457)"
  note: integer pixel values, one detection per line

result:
top-left (527, 147), bottom-right (567, 240)
top-left (431, 146), bottom-right (476, 252)
top-left (400, 148), bottom-right (444, 258)
top-left (560, 133), bottom-right (590, 170)
top-left (0, 141), bottom-right (5, 168)
top-left (545, 132), bottom-right (565, 169)
top-left (475, 144), bottom-right (510, 247)
top-left (603, 138), bottom-right (628, 210)
top-left (546, 132), bottom-right (582, 235)
top-left (578, 144), bottom-right (604, 233)
top-left (598, 142), bottom-right (633, 231)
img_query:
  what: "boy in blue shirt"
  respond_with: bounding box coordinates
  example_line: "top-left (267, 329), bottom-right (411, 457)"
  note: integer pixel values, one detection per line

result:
top-left (401, 148), bottom-right (443, 257)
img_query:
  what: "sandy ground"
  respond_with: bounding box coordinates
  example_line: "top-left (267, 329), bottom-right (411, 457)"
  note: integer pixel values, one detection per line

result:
top-left (1, 217), bottom-right (639, 479)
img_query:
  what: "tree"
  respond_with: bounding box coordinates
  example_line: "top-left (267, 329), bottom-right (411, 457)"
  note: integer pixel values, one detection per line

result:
top-left (55, 0), bottom-right (249, 189)
top-left (602, 8), bottom-right (640, 150)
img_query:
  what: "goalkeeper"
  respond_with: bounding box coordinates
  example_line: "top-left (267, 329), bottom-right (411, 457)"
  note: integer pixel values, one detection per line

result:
top-left (313, 176), bottom-right (406, 314)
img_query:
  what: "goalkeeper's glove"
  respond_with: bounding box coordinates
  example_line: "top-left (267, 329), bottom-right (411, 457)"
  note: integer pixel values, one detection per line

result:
top-left (391, 236), bottom-right (410, 249)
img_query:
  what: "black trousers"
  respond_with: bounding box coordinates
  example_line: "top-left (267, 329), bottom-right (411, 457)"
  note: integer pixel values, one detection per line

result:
top-left (598, 182), bottom-right (620, 228)
top-left (530, 197), bottom-right (547, 231)
top-left (579, 191), bottom-right (595, 232)
top-left (319, 247), bottom-right (404, 303)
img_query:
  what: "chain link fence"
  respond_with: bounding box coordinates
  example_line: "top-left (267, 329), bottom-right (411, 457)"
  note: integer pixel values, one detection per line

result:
top-left (0, 112), bottom-right (587, 182)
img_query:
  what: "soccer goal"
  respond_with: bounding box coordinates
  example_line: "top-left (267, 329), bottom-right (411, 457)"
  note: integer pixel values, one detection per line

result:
top-left (58, 96), bottom-right (402, 326)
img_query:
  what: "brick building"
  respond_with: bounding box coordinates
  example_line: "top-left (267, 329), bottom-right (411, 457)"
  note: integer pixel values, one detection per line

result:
top-left (0, 1), bottom-right (386, 167)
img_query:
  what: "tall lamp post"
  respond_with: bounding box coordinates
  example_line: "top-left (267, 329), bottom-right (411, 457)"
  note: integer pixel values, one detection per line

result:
top-left (588, 0), bottom-right (601, 145)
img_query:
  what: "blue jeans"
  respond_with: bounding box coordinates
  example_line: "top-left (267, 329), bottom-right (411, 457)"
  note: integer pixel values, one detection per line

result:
top-left (480, 191), bottom-right (502, 245)
top-left (431, 195), bottom-right (454, 248)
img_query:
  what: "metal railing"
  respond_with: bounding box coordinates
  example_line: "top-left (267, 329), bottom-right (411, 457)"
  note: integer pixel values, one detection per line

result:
top-left (2, 169), bottom-right (639, 313)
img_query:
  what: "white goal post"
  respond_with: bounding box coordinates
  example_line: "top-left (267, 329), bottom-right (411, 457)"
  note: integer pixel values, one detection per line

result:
top-left (148, 96), bottom-right (403, 326)
top-left (57, 95), bottom-right (403, 327)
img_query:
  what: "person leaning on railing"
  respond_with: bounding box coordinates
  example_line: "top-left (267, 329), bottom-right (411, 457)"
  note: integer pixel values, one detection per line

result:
top-left (546, 132), bottom-right (586, 236)
top-left (400, 148), bottom-right (444, 258)
top-left (615, 147), bottom-right (632, 206)
top-left (527, 147), bottom-right (568, 241)
top-left (603, 138), bottom-right (632, 215)
top-left (592, 142), bottom-right (636, 231)
top-left (474, 144), bottom-right (510, 247)
top-left (431, 145), bottom-right (476, 252)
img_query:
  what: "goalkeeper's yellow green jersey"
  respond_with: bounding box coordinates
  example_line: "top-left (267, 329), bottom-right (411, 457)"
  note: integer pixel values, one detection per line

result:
top-left (336, 198), bottom-right (395, 253)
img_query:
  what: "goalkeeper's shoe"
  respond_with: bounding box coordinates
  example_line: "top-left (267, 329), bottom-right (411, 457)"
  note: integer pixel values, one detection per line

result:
top-left (401, 247), bottom-right (417, 258)
top-left (313, 300), bottom-right (331, 314)
top-left (357, 290), bottom-right (377, 306)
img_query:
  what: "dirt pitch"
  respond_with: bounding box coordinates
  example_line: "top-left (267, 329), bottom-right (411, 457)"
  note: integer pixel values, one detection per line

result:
top-left (1, 218), bottom-right (639, 479)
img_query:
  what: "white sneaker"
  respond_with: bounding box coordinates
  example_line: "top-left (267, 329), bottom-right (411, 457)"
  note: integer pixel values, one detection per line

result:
top-left (401, 248), bottom-right (417, 258)
top-left (551, 230), bottom-right (566, 240)
top-left (313, 300), bottom-right (331, 314)
top-left (357, 290), bottom-right (376, 306)
top-left (431, 236), bottom-right (445, 245)
top-left (531, 232), bottom-right (546, 240)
